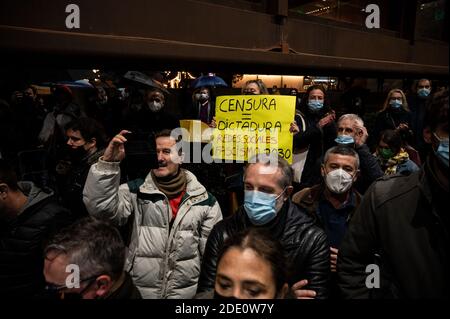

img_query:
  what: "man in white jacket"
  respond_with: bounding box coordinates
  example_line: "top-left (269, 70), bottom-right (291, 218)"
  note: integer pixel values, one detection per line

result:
top-left (83, 129), bottom-right (222, 298)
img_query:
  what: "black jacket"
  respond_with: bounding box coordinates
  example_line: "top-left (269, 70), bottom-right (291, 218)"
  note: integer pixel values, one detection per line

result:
top-left (107, 272), bottom-right (142, 299)
top-left (197, 200), bottom-right (330, 298)
top-left (0, 182), bottom-right (72, 297)
top-left (338, 161), bottom-right (449, 298)
top-left (59, 148), bottom-right (104, 219)
top-left (354, 144), bottom-right (384, 194)
top-left (294, 110), bottom-right (337, 189)
top-left (370, 109), bottom-right (411, 148)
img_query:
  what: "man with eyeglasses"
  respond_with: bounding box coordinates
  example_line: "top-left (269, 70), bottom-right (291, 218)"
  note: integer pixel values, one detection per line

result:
top-left (42, 217), bottom-right (141, 299)
top-left (338, 89), bottom-right (449, 298)
top-left (0, 159), bottom-right (70, 298)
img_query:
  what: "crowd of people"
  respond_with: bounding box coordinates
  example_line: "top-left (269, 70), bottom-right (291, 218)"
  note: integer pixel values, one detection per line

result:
top-left (0, 75), bottom-right (448, 299)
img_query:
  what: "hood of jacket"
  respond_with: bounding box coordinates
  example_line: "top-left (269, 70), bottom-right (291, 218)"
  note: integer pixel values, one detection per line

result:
top-left (17, 181), bottom-right (54, 214)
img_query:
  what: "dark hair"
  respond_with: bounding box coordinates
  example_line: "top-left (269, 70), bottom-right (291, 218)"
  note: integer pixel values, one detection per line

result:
top-left (299, 84), bottom-right (329, 114)
top-left (25, 85), bottom-right (37, 95)
top-left (65, 117), bottom-right (109, 149)
top-left (45, 217), bottom-right (125, 281)
top-left (413, 78), bottom-right (432, 91)
top-left (380, 129), bottom-right (402, 154)
top-left (217, 228), bottom-right (288, 294)
top-left (323, 145), bottom-right (360, 169)
top-left (424, 88), bottom-right (448, 132)
top-left (145, 88), bottom-right (165, 98)
top-left (0, 159), bottom-right (19, 191)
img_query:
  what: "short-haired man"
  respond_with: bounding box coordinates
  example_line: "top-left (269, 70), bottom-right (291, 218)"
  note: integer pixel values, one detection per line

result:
top-left (198, 154), bottom-right (330, 299)
top-left (0, 159), bottom-right (71, 297)
top-left (292, 146), bottom-right (361, 298)
top-left (43, 217), bottom-right (141, 299)
top-left (335, 114), bottom-right (383, 193)
top-left (83, 129), bottom-right (222, 298)
top-left (408, 78), bottom-right (433, 158)
top-left (56, 117), bottom-right (108, 219)
top-left (338, 89), bottom-right (449, 298)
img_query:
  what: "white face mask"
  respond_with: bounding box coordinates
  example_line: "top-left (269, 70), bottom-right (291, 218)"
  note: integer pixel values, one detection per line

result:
top-left (199, 93), bottom-right (209, 101)
top-left (147, 101), bottom-right (163, 112)
top-left (324, 168), bottom-right (354, 194)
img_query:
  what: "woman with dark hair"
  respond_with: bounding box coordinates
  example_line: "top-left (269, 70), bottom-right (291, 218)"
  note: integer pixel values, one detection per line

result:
top-left (212, 228), bottom-right (289, 299)
top-left (376, 129), bottom-right (419, 176)
top-left (290, 85), bottom-right (337, 189)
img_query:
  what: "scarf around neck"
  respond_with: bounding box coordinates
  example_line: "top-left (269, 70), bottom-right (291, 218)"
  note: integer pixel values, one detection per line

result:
top-left (384, 149), bottom-right (410, 175)
top-left (151, 168), bottom-right (187, 199)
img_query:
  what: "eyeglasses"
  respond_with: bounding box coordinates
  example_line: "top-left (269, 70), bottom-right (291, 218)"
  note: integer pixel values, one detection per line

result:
top-left (45, 274), bottom-right (99, 299)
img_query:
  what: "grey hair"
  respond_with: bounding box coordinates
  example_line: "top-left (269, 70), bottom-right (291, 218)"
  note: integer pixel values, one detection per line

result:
top-left (323, 145), bottom-right (360, 170)
top-left (245, 153), bottom-right (293, 189)
top-left (45, 217), bottom-right (125, 281)
top-left (337, 113), bottom-right (364, 127)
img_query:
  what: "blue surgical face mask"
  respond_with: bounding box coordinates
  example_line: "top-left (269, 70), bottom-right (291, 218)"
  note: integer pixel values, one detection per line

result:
top-left (244, 189), bottom-right (285, 226)
top-left (389, 99), bottom-right (402, 109)
top-left (418, 88), bottom-right (431, 98)
top-left (335, 134), bottom-right (355, 146)
top-left (308, 100), bottom-right (324, 112)
top-left (434, 133), bottom-right (449, 167)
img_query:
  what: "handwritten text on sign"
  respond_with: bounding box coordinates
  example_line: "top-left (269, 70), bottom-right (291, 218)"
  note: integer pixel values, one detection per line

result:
top-left (212, 95), bottom-right (296, 163)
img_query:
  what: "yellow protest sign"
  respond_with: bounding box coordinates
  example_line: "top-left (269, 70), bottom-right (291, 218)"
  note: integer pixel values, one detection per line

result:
top-left (179, 120), bottom-right (212, 143)
top-left (212, 95), bottom-right (296, 163)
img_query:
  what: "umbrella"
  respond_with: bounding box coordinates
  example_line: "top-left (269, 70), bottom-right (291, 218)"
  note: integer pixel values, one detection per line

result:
top-left (192, 75), bottom-right (227, 89)
top-left (42, 81), bottom-right (94, 89)
top-left (123, 71), bottom-right (169, 94)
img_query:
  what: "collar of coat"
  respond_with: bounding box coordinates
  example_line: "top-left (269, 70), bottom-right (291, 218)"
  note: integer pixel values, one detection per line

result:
top-left (292, 183), bottom-right (362, 223)
top-left (139, 168), bottom-right (207, 200)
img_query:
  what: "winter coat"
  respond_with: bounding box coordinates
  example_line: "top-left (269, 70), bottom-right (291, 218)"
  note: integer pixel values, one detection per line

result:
top-left (83, 160), bottom-right (222, 298)
top-left (294, 110), bottom-right (337, 188)
top-left (338, 163), bottom-right (449, 298)
top-left (0, 182), bottom-right (71, 297)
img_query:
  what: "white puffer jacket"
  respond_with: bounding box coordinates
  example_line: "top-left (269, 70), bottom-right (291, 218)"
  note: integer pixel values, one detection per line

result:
top-left (83, 159), bottom-right (222, 298)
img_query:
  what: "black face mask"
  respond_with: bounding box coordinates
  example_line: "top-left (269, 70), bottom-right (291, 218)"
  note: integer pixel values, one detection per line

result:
top-left (213, 290), bottom-right (238, 300)
top-left (67, 146), bottom-right (88, 161)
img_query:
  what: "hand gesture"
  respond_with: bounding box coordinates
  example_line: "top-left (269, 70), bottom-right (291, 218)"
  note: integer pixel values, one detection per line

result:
top-left (290, 121), bottom-right (300, 135)
top-left (291, 279), bottom-right (317, 299)
top-left (103, 130), bottom-right (131, 162)
top-left (209, 117), bottom-right (217, 128)
top-left (318, 111), bottom-right (336, 128)
top-left (330, 247), bottom-right (339, 273)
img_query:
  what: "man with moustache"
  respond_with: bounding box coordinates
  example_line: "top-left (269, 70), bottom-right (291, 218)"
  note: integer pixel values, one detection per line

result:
top-left (83, 129), bottom-right (222, 299)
